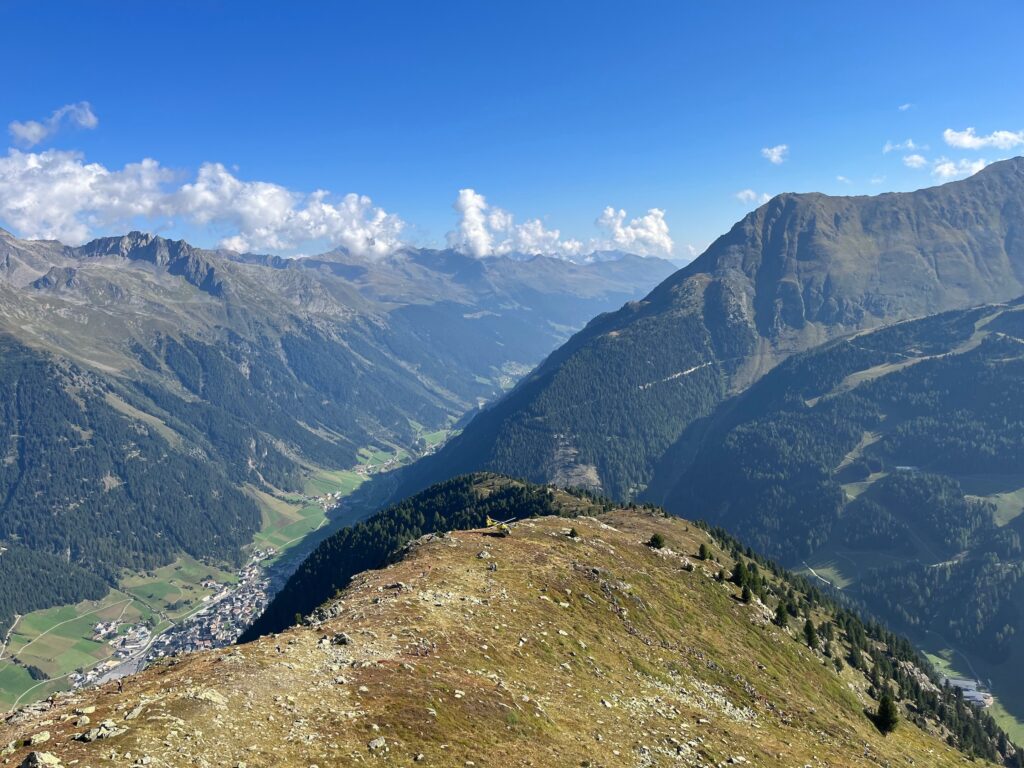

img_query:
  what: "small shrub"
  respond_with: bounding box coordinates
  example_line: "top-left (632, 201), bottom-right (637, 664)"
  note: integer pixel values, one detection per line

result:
top-left (648, 533), bottom-right (666, 549)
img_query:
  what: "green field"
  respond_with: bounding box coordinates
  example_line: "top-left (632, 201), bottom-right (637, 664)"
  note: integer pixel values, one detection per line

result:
top-left (955, 473), bottom-right (1024, 526)
top-left (0, 592), bottom-right (147, 711)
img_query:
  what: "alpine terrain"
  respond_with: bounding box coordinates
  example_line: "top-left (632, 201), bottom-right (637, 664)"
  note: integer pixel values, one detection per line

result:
top-left (2, 476), bottom-right (1017, 767)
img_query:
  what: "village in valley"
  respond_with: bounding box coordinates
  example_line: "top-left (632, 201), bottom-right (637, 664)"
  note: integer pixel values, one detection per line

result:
top-left (68, 486), bottom-right (353, 692)
top-left (69, 546), bottom-right (276, 691)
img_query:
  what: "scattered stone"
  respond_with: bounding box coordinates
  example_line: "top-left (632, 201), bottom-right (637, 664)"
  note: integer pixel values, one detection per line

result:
top-left (76, 719), bottom-right (126, 743)
top-left (19, 753), bottom-right (62, 768)
top-left (188, 688), bottom-right (228, 707)
top-left (27, 731), bottom-right (50, 746)
top-left (333, 632), bottom-right (353, 646)
top-left (368, 736), bottom-right (387, 752)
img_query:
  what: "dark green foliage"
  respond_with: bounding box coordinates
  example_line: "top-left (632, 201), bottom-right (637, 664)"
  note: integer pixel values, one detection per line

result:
top-left (698, 542), bottom-right (710, 560)
top-left (24, 664), bottom-right (48, 681)
top-left (875, 692), bottom-right (900, 735)
top-left (804, 618), bottom-right (819, 648)
top-left (741, 584), bottom-right (752, 603)
top-left (0, 337), bottom-right (259, 630)
top-left (655, 303), bottom-right (1024, 675)
top-left (371, 306), bottom-right (732, 506)
top-left (0, 545), bottom-right (107, 636)
top-left (648, 533), bottom-right (666, 549)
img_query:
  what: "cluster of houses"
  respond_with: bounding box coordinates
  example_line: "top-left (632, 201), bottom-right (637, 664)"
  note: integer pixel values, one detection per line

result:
top-left (70, 624), bottom-right (152, 688)
top-left (69, 548), bottom-right (277, 691)
top-left (145, 550), bottom-right (273, 659)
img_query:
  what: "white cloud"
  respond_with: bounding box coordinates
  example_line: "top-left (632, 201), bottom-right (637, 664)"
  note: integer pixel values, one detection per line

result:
top-left (943, 127), bottom-right (1024, 151)
top-left (898, 103), bottom-right (913, 112)
top-left (735, 189), bottom-right (772, 206)
top-left (869, 175), bottom-right (886, 185)
top-left (932, 156), bottom-right (988, 180)
top-left (9, 102), bottom-right (98, 148)
top-left (883, 138), bottom-right (923, 154)
top-left (0, 149), bottom-right (403, 255)
top-left (903, 154), bottom-right (928, 169)
top-left (761, 144), bottom-right (788, 164)
top-left (445, 188), bottom-right (583, 258)
top-left (836, 175), bottom-right (851, 184)
top-left (595, 206), bottom-right (673, 257)
top-left (445, 189), bottom-right (672, 259)
top-left (0, 149), bottom-right (169, 244)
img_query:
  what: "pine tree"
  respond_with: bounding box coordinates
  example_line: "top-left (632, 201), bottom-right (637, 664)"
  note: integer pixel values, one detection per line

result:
top-left (741, 584), bottom-right (752, 603)
top-left (803, 618), bottom-right (819, 649)
top-left (698, 543), bottom-right (710, 560)
top-left (774, 602), bottom-right (789, 628)
top-left (875, 692), bottom-right (900, 734)
top-left (731, 560), bottom-right (749, 587)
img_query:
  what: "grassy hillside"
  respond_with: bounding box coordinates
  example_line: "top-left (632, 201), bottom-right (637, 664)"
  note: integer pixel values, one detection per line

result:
top-left (1, 479), bottom-right (1014, 765)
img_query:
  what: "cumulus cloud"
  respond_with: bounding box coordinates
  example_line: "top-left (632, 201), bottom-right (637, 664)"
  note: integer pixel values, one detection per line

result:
top-left (0, 149), bottom-right (403, 255)
top-left (595, 206), bottom-right (673, 257)
top-left (932, 157), bottom-right (987, 180)
top-left (0, 149), bottom-right (170, 243)
top-left (836, 175), bottom-right (851, 184)
top-left (446, 188), bottom-right (672, 260)
top-left (735, 189), bottom-right (772, 206)
top-left (170, 163), bottom-right (403, 255)
top-left (761, 144), bottom-right (788, 164)
top-left (903, 154), bottom-right (928, 169)
top-left (9, 102), bottom-right (98, 148)
top-left (445, 188), bottom-right (583, 258)
top-left (943, 127), bottom-right (1024, 151)
top-left (898, 103), bottom-right (913, 112)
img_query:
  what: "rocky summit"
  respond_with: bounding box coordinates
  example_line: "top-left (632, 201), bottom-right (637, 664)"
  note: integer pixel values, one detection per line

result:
top-left (0, 481), bottom-right (1005, 766)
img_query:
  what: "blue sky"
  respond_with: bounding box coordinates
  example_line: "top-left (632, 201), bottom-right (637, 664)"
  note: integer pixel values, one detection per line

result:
top-left (2, 0), bottom-right (1023, 260)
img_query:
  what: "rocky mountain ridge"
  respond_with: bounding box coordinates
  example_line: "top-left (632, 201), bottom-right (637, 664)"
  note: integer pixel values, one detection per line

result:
top-left (1, 477), bottom-right (1013, 766)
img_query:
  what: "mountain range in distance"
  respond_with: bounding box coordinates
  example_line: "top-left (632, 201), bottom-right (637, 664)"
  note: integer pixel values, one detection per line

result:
top-left (0, 229), bottom-right (673, 655)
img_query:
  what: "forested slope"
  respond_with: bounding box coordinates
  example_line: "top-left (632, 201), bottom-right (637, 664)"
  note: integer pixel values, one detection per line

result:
top-left (366, 158), bottom-right (1024, 504)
